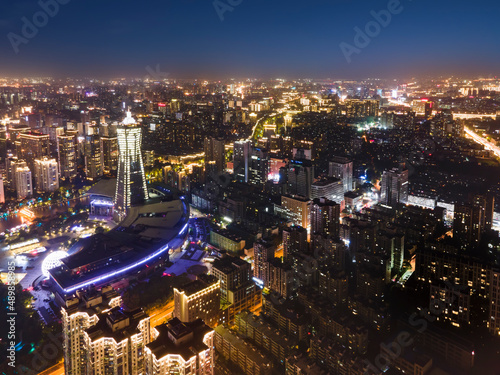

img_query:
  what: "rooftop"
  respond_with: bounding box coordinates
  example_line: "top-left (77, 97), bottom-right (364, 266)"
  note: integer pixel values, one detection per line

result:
top-left (147, 318), bottom-right (212, 361)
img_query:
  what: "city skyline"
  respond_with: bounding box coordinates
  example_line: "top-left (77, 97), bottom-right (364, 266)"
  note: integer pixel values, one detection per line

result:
top-left (2, 1), bottom-right (500, 374)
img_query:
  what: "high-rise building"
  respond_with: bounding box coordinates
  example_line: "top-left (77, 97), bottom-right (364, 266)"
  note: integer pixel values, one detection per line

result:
top-left (174, 274), bottom-right (221, 328)
top-left (328, 156), bottom-right (353, 193)
top-left (84, 134), bottom-right (103, 180)
top-left (204, 137), bottom-right (225, 175)
top-left (34, 157), bottom-right (59, 193)
top-left (344, 99), bottom-right (379, 118)
top-left (380, 166), bottom-right (409, 207)
top-left (280, 195), bottom-right (312, 230)
top-left (253, 239), bottom-right (276, 282)
top-left (115, 112), bottom-right (149, 218)
top-left (310, 178), bottom-right (344, 204)
top-left (101, 136), bottom-right (118, 174)
top-left (62, 287), bottom-right (123, 375)
top-left (17, 133), bottom-right (50, 174)
top-left (145, 318), bottom-right (214, 375)
top-left (83, 307), bottom-right (153, 375)
top-left (453, 203), bottom-right (483, 246)
top-left (233, 140), bottom-right (252, 182)
top-left (212, 256), bottom-right (259, 323)
top-left (472, 193), bottom-right (495, 231)
top-left (489, 269), bottom-right (500, 336)
top-left (0, 177), bottom-right (4, 203)
top-left (57, 134), bottom-right (77, 180)
top-left (310, 198), bottom-right (340, 237)
top-left (287, 160), bottom-right (314, 198)
top-left (266, 258), bottom-right (294, 298)
top-left (283, 226), bottom-right (308, 259)
top-left (14, 161), bottom-right (32, 200)
top-left (249, 147), bottom-right (269, 187)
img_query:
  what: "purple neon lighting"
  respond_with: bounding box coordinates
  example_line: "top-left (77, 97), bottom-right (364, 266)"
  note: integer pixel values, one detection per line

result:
top-left (60, 221), bottom-right (189, 293)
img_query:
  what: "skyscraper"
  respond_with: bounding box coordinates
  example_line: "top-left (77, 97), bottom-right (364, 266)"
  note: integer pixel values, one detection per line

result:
top-left (34, 157), bottom-right (59, 193)
top-left (57, 134), bottom-right (77, 180)
top-left (380, 166), bottom-right (409, 207)
top-left (204, 137), bottom-right (225, 175)
top-left (233, 139), bottom-right (252, 182)
top-left (287, 160), bottom-right (314, 198)
top-left (84, 134), bottom-right (103, 180)
top-left (328, 156), bottom-right (353, 193)
top-left (17, 133), bottom-right (50, 176)
top-left (14, 161), bottom-right (32, 200)
top-left (115, 112), bottom-right (149, 217)
top-left (249, 147), bottom-right (269, 187)
top-left (101, 136), bottom-right (118, 174)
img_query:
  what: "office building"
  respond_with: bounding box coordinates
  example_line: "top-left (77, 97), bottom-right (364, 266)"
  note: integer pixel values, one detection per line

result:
top-left (174, 274), bottom-right (221, 328)
top-left (328, 156), bottom-right (353, 193)
top-left (57, 134), bottom-right (77, 180)
top-left (311, 177), bottom-right (344, 204)
top-left (233, 139), bottom-right (252, 183)
top-left (287, 160), bottom-right (313, 198)
top-left (249, 147), bottom-right (269, 187)
top-left (115, 112), bottom-right (149, 218)
top-left (145, 318), bottom-right (214, 375)
top-left (34, 157), bottom-right (59, 193)
top-left (380, 166), bottom-right (409, 207)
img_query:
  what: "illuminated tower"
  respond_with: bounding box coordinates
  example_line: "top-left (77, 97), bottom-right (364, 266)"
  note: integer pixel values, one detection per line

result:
top-left (114, 112), bottom-right (149, 219)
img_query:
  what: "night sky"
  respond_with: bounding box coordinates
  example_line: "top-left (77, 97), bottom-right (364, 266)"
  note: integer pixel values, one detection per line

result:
top-left (0, 0), bottom-right (499, 79)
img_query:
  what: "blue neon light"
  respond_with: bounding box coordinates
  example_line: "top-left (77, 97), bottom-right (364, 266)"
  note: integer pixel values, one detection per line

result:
top-left (58, 221), bottom-right (190, 294)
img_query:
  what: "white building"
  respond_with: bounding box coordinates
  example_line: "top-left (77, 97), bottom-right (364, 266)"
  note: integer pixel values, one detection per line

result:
top-left (14, 162), bottom-right (32, 200)
top-left (145, 318), bottom-right (214, 375)
top-left (311, 178), bottom-right (344, 204)
top-left (35, 157), bottom-right (59, 193)
top-left (62, 288), bottom-right (122, 375)
top-left (115, 112), bottom-right (149, 219)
